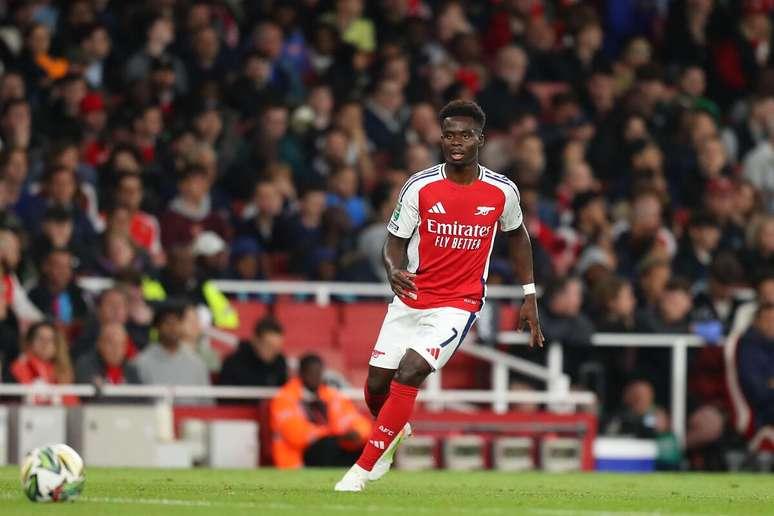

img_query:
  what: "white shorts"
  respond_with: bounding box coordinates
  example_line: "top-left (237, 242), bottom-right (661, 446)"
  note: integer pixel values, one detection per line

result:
top-left (368, 297), bottom-right (479, 371)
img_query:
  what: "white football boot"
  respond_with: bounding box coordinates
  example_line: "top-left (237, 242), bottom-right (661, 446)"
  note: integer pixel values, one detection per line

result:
top-left (334, 464), bottom-right (369, 492)
top-left (368, 422), bottom-right (412, 481)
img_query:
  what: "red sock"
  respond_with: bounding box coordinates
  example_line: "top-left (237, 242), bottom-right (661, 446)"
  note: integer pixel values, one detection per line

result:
top-left (363, 384), bottom-right (388, 418)
top-left (356, 381), bottom-right (418, 471)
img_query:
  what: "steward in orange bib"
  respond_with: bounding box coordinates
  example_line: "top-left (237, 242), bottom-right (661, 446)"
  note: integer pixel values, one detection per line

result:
top-left (270, 354), bottom-right (371, 468)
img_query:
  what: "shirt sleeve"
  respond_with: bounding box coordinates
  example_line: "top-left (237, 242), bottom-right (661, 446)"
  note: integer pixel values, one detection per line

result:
top-left (387, 183), bottom-right (420, 238)
top-left (499, 182), bottom-right (523, 231)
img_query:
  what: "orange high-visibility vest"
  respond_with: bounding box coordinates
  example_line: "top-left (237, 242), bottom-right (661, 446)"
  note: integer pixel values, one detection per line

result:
top-left (270, 377), bottom-right (371, 468)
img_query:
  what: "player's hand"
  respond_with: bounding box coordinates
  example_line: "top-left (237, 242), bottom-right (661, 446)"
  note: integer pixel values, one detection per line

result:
top-left (519, 295), bottom-right (545, 348)
top-left (388, 268), bottom-right (417, 300)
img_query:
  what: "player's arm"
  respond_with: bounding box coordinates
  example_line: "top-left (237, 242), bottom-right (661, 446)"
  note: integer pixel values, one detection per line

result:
top-left (383, 234), bottom-right (417, 299)
top-left (508, 222), bottom-right (545, 348)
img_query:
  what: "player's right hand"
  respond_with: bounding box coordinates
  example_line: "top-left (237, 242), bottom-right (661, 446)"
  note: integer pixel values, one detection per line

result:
top-left (388, 269), bottom-right (417, 300)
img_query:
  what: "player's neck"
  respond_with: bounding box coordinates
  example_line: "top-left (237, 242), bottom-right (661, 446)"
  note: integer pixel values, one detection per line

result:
top-left (444, 162), bottom-right (479, 185)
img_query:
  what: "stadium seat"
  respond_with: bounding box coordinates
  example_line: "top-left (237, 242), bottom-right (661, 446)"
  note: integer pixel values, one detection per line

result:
top-left (274, 302), bottom-right (339, 355)
top-left (440, 353), bottom-right (487, 390)
top-left (338, 303), bottom-right (387, 368)
top-left (230, 301), bottom-right (269, 340)
top-left (499, 304), bottom-right (519, 331)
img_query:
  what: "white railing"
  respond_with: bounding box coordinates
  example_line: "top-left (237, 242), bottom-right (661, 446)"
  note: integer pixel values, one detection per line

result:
top-left (498, 331), bottom-right (705, 445)
top-left (0, 383), bottom-right (595, 407)
top-left (78, 278), bottom-right (532, 306)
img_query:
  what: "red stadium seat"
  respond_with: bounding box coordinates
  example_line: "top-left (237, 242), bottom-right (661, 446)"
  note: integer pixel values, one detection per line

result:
top-left (440, 353), bottom-right (488, 390)
top-left (499, 304), bottom-right (519, 331)
top-left (274, 302), bottom-right (339, 355)
top-left (231, 301), bottom-right (269, 340)
top-left (338, 303), bottom-right (387, 368)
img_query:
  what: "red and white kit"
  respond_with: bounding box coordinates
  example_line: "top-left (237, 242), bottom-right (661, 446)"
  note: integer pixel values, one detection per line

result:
top-left (370, 163), bottom-right (522, 371)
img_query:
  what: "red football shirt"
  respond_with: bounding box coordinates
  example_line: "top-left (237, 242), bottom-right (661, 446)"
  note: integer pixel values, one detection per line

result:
top-left (387, 163), bottom-right (523, 312)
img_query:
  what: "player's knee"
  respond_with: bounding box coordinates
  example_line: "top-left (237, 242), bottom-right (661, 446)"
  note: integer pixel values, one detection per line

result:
top-left (395, 356), bottom-right (432, 387)
top-left (366, 374), bottom-right (389, 395)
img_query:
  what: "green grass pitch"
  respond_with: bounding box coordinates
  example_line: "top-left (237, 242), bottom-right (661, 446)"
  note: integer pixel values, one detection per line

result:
top-left (1, 466), bottom-right (773, 515)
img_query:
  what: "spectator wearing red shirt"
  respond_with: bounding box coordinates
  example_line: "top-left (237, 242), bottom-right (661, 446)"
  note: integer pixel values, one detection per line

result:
top-left (114, 173), bottom-right (163, 266)
top-left (10, 321), bottom-right (77, 405)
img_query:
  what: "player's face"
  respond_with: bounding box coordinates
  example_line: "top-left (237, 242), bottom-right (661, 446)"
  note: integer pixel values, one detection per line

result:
top-left (440, 116), bottom-right (483, 167)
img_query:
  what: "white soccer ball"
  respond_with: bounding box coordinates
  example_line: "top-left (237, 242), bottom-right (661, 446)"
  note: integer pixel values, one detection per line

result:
top-left (20, 444), bottom-right (86, 502)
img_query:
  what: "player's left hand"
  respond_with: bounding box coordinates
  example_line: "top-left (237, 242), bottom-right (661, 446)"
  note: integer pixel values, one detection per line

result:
top-left (518, 295), bottom-right (544, 348)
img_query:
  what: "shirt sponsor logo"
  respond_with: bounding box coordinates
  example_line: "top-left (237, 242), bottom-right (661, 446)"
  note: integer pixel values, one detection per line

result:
top-left (426, 218), bottom-right (492, 250)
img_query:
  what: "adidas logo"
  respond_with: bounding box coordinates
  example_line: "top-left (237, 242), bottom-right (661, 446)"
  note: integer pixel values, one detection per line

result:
top-left (428, 202), bottom-right (447, 214)
top-left (426, 348), bottom-right (440, 360)
top-left (369, 440), bottom-right (386, 449)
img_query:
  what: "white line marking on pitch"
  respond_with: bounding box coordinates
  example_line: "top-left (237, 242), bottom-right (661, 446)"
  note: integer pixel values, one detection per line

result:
top-left (0, 491), bottom-right (724, 516)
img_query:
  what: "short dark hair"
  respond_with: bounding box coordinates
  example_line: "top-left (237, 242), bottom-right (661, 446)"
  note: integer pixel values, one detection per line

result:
top-left (153, 301), bottom-right (185, 328)
top-left (438, 100), bottom-right (486, 130)
top-left (299, 353), bottom-right (323, 373)
top-left (254, 316), bottom-right (283, 337)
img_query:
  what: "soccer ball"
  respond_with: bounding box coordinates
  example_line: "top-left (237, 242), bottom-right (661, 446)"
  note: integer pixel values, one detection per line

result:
top-left (20, 444), bottom-right (85, 502)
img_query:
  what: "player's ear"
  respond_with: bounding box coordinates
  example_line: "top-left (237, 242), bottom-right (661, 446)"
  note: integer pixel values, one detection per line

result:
top-left (477, 130), bottom-right (485, 148)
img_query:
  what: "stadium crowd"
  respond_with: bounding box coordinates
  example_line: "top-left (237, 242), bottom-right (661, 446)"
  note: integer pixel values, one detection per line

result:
top-left (0, 0), bottom-right (772, 469)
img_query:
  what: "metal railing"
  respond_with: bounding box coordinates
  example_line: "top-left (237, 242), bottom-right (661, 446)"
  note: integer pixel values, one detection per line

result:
top-left (498, 331), bottom-right (705, 445)
top-left (78, 277), bottom-right (531, 306)
top-left (0, 383), bottom-right (595, 407)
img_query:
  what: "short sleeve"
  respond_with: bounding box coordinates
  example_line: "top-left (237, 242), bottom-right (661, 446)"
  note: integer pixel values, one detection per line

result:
top-left (387, 183), bottom-right (419, 238)
top-left (499, 182), bottom-right (523, 232)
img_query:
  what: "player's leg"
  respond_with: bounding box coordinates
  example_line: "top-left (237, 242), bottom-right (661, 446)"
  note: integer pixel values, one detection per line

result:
top-left (357, 309), bottom-right (478, 480)
top-left (364, 365), bottom-right (396, 418)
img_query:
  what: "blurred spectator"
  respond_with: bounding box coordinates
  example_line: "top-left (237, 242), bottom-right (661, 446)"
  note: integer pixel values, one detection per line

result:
top-left (219, 316), bottom-right (288, 389)
top-left (477, 45), bottom-right (540, 130)
top-left (72, 287), bottom-right (147, 359)
top-left (270, 354), bottom-right (370, 468)
top-left (77, 23), bottom-right (114, 90)
top-left (640, 278), bottom-right (695, 334)
top-left (744, 215), bottom-right (774, 283)
top-left (358, 182), bottom-right (397, 282)
top-left (734, 303), bottom-right (774, 448)
top-left (74, 322), bottom-right (140, 386)
top-left (227, 50), bottom-right (279, 120)
top-left (179, 303), bottom-right (220, 374)
top-left (673, 212), bottom-right (722, 286)
top-left (153, 244), bottom-right (238, 331)
top-left (539, 276), bottom-right (594, 347)
top-left (9, 321), bottom-right (76, 405)
top-left (321, 0), bottom-right (375, 53)
top-left (363, 78), bottom-right (408, 156)
top-left (636, 256), bottom-right (672, 309)
top-left (28, 248), bottom-right (88, 329)
top-left (133, 303), bottom-right (211, 405)
top-left (113, 173), bottom-right (163, 266)
top-left (589, 275), bottom-right (639, 333)
top-left (692, 252), bottom-right (747, 336)
top-left (125, 16), bottom-right (188, 94)
top-left (236, 179), bottom-right (292, 253)
top-left (326, 166), bottom-right (368, 229)
top-left (16, 166), bottom-right (96, 241)
top-left (160, 165), bottom-right (231, 248)
top-left (614, 190), bottom-right (674, 279)
top-left (229, 237), bottom-right (264, 285)
top-left (703, 178), bottom-right (745, 251)
top-left (193, 231), bottom-right (230, 280)
top-left (606, 379), bottom-right (670, 438)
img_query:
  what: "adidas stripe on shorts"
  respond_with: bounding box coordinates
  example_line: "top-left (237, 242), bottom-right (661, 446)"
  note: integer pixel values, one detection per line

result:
top-left (368, 297), bottom-right (478, 371)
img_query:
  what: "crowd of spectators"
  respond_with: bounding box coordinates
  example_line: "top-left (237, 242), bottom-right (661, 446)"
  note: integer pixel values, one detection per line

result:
top-left (0, 0), bottom-right (771, 468)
